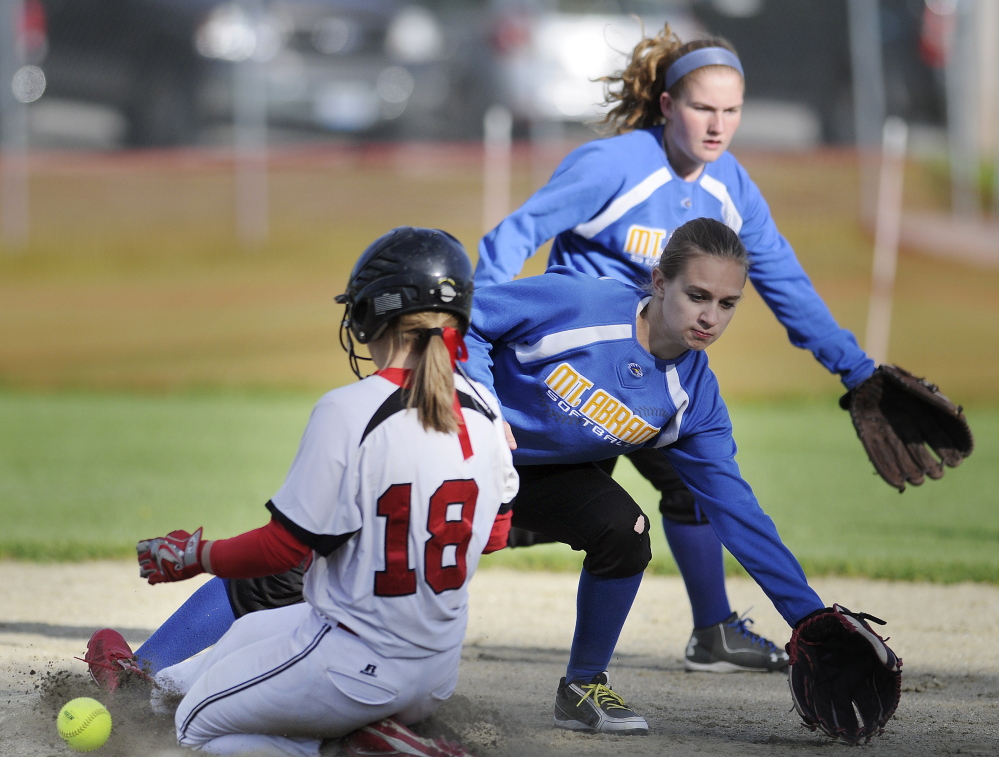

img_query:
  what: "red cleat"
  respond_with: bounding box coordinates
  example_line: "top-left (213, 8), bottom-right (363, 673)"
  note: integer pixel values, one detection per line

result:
top-left (81, 628), bottom-right (150, 691)
top-left (344, 718), bottom-right (475, 757)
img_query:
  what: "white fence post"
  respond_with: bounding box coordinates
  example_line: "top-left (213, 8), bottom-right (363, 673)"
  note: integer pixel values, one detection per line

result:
top-left (865, 117), bottom-right (908, 366)
top-left (233, 0), bottom-right (269, 250)
top-left (0, 0), bottom-right (29, 251)
top-left (482, 105), bottom-right (512, 234)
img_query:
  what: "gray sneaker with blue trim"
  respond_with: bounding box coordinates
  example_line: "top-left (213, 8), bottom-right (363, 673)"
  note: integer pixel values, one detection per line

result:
top-left (684, 611), bottom-right (789, 673)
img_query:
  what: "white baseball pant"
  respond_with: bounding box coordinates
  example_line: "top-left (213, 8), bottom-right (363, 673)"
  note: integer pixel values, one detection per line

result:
top-left (155, 603), bottom-right (461, 756)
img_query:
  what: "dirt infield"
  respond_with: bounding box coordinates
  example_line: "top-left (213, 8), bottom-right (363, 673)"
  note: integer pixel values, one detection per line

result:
top-left (2, 562), bottom-right (997, 756)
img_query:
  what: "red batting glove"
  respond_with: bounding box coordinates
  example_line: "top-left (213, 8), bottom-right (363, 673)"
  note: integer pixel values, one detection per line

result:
top-left (137, 527), bottom-right (207, 584)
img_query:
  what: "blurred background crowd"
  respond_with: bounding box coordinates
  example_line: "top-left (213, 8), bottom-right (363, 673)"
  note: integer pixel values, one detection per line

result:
top-left (1, 1), bottom-right (997, 237)
top-left (0, 0), bottom-right (993, 156)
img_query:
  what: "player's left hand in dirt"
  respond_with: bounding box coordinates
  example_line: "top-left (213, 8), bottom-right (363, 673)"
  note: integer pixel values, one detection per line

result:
top-left (840, 364), bottom-right (974, 492)
top-left (137, 527), bottom-right (207, 584)
top-left (787, 603), bottom-right (902, 744)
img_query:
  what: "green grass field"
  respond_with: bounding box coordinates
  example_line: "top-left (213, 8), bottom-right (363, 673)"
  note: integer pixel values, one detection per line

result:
top-left (1, 144), bottom-right (997, 583)
top-left (2, 390), bottom-right (996, 583)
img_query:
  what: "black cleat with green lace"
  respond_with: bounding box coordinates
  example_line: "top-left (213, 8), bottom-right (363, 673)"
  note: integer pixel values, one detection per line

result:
top-left (553, 672), bottom-right (648, 735)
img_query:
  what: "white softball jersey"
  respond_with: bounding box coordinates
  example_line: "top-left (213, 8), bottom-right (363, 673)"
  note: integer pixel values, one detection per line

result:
top-left (162, 371), bottom-right (518, 755)
top-left (270, 370), bottom-right (518, 659)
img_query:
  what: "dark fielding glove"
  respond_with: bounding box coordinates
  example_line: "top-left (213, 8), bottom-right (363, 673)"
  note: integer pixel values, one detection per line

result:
top-left (137, 527), bottom-right (207, 584)
top-left (840, 364), bottom-right (974, 491)
top-left (787, 604), bottom-right (902, 744)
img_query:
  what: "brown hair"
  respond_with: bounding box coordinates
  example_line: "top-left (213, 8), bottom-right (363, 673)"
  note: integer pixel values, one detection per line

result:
top-left (657, 218), bottom-right (749, 281)
top-left (596, 24), bottom-right (741, 136)
top-left (386, 310), bottom-right (462, 434)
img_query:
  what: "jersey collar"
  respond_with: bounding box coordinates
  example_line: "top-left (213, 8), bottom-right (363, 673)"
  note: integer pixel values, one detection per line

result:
top-left (374, 367), bottom-right (411, 387)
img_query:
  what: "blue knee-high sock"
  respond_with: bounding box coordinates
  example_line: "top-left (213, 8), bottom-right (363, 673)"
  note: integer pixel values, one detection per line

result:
top-left (565, 569), bottom-right (643, 683)
top-left (135, 577), bottom-right (236, 674)
top-left (663, 519), bottom-right (731, 629)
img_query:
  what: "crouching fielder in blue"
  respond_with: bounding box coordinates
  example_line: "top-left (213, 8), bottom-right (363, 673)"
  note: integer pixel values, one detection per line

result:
top-left (464, 217), bottom-right (891, 736)
top-left (110, 229), bottom-right (518, 757)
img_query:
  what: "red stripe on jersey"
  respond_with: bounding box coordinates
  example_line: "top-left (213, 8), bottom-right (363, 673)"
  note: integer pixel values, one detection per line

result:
top-left (453, 392), bottom-right (472, 460)
top-left (376, 368), bottom-right (472, 460)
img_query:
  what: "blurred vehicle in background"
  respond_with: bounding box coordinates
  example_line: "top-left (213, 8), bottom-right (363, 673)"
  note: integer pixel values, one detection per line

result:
top-left (21, 0), bottom-right (948, 148)
top-left (691, 0), bottom-right (946, 144)
top-left (485, 0), bottom-right (703, 133)
top-left (35, 0), bottom-right (464, 146)
top-left (4, 0), bottom-right (49, 106)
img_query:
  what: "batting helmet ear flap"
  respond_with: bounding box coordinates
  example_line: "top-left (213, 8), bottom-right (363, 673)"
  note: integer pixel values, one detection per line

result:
top-left (335, 294), bottom-right (373, 380)
top-left (348, 298), bottom-right (371, 337)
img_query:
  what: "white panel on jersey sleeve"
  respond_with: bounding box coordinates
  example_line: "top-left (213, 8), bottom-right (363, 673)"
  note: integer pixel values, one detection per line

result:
top-left (698, 174), bottom-right (744, 234)
top-left (513, 324), bottom-right (632, 363)
top-left (573, 167), bottom-right (672, 239)
top-left (271, 395), bottom-right (363, 538)
top-left (653, 363), bottom-right (690, 448)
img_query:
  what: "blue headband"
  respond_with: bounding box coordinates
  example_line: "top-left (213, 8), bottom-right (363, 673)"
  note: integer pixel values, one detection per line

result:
top-left (664, 47), bottom-right (744, 90)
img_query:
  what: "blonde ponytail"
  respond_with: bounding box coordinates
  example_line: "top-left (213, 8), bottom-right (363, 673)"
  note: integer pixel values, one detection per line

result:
top-left (391, 311), bottom-right (461, 434)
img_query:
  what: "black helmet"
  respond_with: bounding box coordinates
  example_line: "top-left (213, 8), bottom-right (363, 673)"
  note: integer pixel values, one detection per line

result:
top-left (336, 227), bottom-right (474, 344)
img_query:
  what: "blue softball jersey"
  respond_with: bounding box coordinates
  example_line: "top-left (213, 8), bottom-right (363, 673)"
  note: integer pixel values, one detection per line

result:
top-left (464, 267), bottom-right (823, 625)
top-left (475, 126), bottom-right (875, 389)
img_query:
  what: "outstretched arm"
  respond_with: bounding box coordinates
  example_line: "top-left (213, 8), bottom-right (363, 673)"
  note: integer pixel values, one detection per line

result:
top-left (659, 371), bottom-right (823, 626)
top-left (734, 175), bottom-right (974, 490)
top-left (737, 176), bottom-right (876, 390)
top-left (137, 517), bottom-right (313, 584)
top-left (475, 142), bottom-right (624, 286)
top-left (664, 440), bottom-right (824, 626)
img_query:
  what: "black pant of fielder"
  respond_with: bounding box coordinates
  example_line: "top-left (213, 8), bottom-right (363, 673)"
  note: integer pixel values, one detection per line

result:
top-left (507, 448), bottom-right (708, 554)
top-left (509, 460), bottom-right (652, 579)
top-left (623, 448), bottom-right (708, 525)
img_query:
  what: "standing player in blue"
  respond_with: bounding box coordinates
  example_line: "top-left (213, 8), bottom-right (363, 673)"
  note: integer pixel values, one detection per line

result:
top-left (475, 24), bottom-right (870, 674)
top-left (463, 216), bottom-right (897, 736)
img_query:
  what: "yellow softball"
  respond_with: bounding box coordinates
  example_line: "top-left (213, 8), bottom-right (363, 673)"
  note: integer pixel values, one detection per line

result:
top-left (57, 697), bottom-right (112, 752)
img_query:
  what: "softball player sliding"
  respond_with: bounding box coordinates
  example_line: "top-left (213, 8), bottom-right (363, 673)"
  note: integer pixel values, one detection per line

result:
top-left (87, 228), bottom-right (517, 757)
top-left (474, 24), bottom-right (877, 674)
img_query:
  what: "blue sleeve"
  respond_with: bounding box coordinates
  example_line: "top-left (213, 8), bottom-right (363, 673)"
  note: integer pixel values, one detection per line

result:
top-left (736, 168), bottom-right (875, 389)
top-left (663, 379), bottom-right (824, 626)
top-left (465, 269), bottom-right (608, 394)
top-left (464, 320), bottom-right (498, 399)
top-left (465, 274), bottom-right (560, 394)
top-left (474, 142), bottom-right (625, 286)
